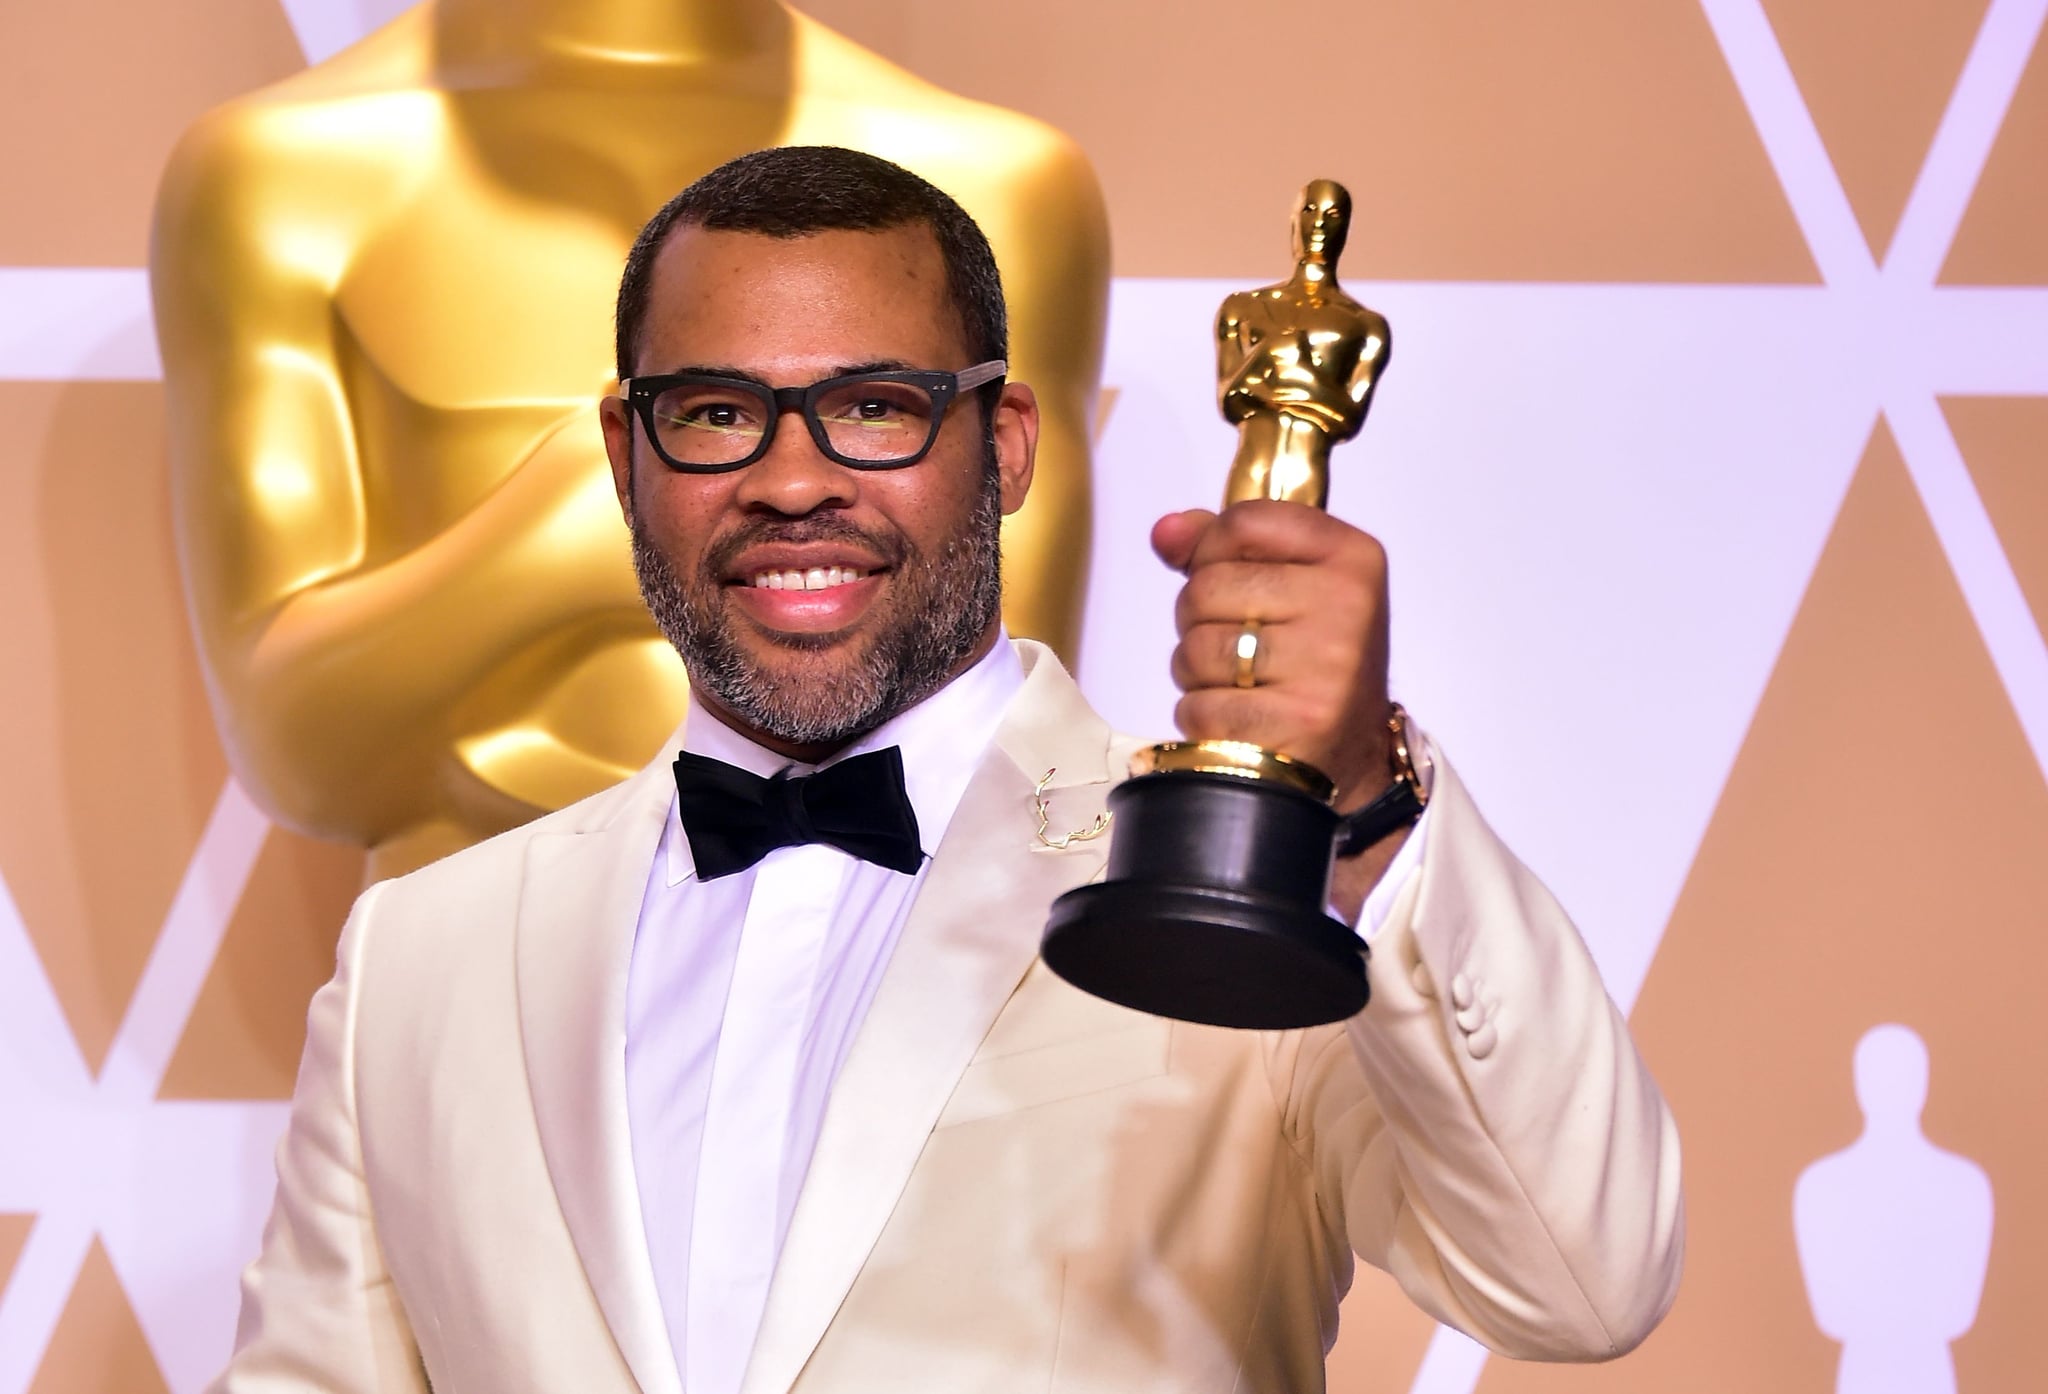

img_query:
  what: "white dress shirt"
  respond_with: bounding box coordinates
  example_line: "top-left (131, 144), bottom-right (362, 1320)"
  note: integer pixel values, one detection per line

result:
top-left (623, 635), bottom-right (1428, 1392)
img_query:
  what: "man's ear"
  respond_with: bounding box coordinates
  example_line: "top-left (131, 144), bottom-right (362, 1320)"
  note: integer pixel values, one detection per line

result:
top-left (991, 381), bottom-right (1039, 515)
top-left (599, 393), bottom-right (636, 519)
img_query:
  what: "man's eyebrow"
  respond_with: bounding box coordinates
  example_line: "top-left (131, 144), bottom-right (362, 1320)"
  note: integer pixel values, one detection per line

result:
top-left (833, 360), bottom-right (917, 376)
top-left (645, 361), bottom-right (921, 386)
top-left (659, 364), bottom-right (773, 387)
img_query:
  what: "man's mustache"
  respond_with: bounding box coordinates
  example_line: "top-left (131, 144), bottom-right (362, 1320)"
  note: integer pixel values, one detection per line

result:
top-left (699, 515), bottom-right (909, 579)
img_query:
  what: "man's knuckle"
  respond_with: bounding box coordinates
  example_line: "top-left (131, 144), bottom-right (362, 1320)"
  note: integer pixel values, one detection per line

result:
top-left (1185, 567), bottom-right (1228, 613)
top-left (1341, 529), bottom-right (1388, 577)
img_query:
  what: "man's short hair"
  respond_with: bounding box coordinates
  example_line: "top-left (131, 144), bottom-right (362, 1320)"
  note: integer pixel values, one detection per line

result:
top-left (614, 146), bottom-right (1009, 386)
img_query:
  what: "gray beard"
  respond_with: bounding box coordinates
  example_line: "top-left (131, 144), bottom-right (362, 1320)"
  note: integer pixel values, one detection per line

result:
top-left (630, 471), bottom-right (1004, 748)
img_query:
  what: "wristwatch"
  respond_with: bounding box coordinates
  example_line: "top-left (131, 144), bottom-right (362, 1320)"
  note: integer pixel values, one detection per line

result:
top-left (1334, 703), bottom-right (1428, 858)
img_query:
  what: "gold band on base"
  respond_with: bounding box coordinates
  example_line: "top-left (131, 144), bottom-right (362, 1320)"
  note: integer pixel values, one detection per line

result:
top-left (1130, 739), bottom-right (1336, 803)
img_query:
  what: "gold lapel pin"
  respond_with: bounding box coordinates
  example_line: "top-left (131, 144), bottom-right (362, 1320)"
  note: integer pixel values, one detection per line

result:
top-left (1032, 768), bottom-right (1112, 850)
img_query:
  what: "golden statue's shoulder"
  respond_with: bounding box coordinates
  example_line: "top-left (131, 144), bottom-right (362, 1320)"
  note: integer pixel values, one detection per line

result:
top-left (154, 13), bottom-right (439, 244)
top-left (789, 12), bottom-right (1071, 150)
top-left (176, 5), bottom-right (436, 132)
top-left (786, 11), bottom-right (1103, 218)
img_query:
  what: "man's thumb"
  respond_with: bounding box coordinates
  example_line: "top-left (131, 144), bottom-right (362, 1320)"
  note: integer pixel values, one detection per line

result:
top-left (1150, 509), bottom-right (1216, 573)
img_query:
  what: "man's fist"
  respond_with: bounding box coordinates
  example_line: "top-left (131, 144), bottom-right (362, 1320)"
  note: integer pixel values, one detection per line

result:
top-left (1151, 500), bottom-right (1393, 813)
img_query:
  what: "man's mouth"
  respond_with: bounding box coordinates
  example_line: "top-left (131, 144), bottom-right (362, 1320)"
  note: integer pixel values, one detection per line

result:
top-left (724, 554), bottom-right (889, 638)
top-left (748, 566), bottom-right (874, 592)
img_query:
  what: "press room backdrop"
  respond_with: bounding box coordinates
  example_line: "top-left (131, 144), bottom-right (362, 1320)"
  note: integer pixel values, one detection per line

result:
top-left (2, 0), bottom-right (2045, 1390)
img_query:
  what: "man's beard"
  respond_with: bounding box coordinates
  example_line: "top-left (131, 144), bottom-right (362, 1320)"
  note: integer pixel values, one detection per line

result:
top-left (630, 469), bottom-right (1004, 748)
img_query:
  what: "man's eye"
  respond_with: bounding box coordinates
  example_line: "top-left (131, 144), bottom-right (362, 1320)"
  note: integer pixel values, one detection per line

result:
top-left (852, 397), bottom-right (906, 423)
top-left (819, 386), bottom-right (930, 430)
top-left (660, 400), bottom-right (757, 433)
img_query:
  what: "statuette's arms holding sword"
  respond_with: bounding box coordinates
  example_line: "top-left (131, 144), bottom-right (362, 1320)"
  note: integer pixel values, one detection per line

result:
top-left (1215, 179), bottom-right (1390, 508)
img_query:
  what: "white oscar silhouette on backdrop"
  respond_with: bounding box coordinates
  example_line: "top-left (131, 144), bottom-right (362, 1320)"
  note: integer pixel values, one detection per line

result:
top-left (1793, 1023), bottom-right (1994, 1394)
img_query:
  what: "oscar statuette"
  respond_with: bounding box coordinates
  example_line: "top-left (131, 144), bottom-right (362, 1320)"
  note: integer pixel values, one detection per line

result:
top-left (1042, 179), bottom-right (1394, 1029)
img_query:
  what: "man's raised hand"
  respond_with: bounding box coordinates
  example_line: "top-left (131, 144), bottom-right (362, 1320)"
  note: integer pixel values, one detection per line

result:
top-left (1150, 500), bottom-right (1394, 815)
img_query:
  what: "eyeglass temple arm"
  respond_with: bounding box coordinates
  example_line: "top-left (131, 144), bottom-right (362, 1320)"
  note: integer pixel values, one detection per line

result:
top-left (955, 359), bottom-right (1008, 392)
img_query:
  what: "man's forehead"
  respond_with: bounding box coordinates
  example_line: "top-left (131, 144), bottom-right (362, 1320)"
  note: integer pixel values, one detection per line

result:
top-left (639, 223), bottom-right (964, 365)
top-left (650, 223), bottom-right (945, 299)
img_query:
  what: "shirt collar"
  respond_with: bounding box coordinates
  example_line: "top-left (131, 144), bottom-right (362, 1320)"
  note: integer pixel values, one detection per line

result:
top-left (666, 632), bottom-right (1026, 885)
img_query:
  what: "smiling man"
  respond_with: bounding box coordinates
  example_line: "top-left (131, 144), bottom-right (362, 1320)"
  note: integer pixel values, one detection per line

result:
top-left (605, 174), bottom-right (1026, 763)
top-left (213, 147), bottom-right (1682, 1394)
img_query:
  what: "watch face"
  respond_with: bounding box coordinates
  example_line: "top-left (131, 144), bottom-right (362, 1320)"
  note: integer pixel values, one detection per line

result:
top-left (1391, 705), bottom-right (1433, 801)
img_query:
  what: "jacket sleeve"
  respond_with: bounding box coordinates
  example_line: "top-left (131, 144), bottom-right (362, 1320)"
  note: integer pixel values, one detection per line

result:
top-left (1280, 749), bottom-right (1685, 1360)
top-left (209, 882), bottom-right (429, 1392)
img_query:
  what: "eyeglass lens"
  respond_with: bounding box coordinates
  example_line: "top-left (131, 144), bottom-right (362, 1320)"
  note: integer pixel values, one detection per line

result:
top-left (648, 378), bottom-right (940, 467)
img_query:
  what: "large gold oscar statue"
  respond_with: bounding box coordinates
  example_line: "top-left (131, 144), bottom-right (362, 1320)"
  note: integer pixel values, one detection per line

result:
top-left (152, 0), bottom-right (1110, 882)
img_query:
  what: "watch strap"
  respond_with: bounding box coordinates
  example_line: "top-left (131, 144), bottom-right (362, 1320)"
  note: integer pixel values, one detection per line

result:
top-left (1335, 704), bottom-right (1428, 858)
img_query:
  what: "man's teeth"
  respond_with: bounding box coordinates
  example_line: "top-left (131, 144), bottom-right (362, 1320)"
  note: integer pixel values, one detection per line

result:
top-left (750, 566), bottom-right (870, 591)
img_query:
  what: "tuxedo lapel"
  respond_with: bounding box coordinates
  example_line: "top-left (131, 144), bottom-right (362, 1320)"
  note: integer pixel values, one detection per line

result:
top-left (515, 759), bottom-right (683, 1394)
top-left (740, 643), bottom-right (1122, 1394)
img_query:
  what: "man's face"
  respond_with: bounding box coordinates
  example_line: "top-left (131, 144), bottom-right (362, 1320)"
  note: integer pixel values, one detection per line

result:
top-left (601, 224), bottom-right (1037, 754)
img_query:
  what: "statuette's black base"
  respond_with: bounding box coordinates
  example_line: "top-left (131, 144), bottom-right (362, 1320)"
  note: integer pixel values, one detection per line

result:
top-left (1042, 771), bottom-right (1368, 1029)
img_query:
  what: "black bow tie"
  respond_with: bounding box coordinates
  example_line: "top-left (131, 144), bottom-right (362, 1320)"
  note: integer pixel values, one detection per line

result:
top-left (672, 745), bottom-right (925, 880)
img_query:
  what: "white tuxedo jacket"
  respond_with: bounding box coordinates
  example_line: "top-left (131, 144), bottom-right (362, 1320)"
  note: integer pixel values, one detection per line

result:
top-left (214, 641), bottom-right (1682, 1393)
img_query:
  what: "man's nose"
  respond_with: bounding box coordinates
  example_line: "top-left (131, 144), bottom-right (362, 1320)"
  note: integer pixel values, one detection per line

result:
top-left (734, 410), bottom-right (857, 516)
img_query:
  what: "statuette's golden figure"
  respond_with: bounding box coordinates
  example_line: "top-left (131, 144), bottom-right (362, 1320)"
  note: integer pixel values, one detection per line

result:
top-left (153, 0), bottom-right (1109, 882)
top-left (1215, 179), bottom-right (1389, 509)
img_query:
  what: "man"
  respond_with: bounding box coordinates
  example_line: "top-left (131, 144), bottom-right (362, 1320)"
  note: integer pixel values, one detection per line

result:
top-left (215, 147), bottom-right (1682, 1393)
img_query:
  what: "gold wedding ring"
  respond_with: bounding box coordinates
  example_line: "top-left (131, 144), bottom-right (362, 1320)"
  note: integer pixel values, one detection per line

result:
top-left (1233, 620), bottom-right (1262, 689)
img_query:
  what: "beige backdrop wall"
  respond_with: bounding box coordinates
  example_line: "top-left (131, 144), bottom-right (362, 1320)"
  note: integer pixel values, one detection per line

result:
top-left (1, 1), bottom-right (2044, 1390)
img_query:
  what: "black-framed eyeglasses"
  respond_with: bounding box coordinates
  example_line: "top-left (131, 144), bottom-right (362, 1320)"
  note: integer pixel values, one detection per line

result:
top-left (620, 359), bottom-right (1007, 473)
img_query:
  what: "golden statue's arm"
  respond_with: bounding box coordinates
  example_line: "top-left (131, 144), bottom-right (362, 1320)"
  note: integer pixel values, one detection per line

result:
top-left (154, 110), bottom-right (648, 855)
top-left (1345, 310), bottom-right (1392, 412)
top-left (1213, 296), bottom-right (1258, 418)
